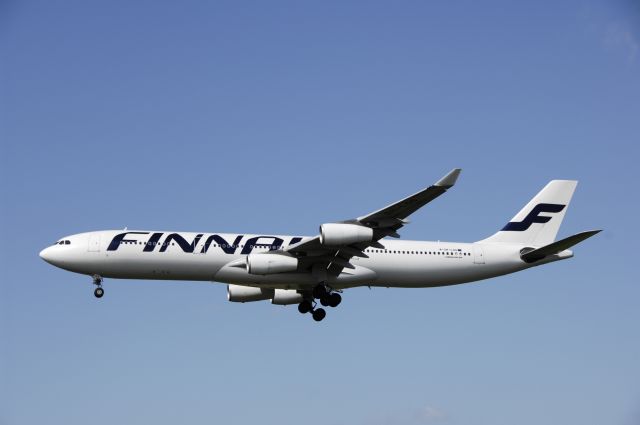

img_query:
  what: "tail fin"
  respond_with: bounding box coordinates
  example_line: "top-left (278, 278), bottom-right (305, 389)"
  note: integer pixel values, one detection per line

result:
top-left (481, 180), bottom-right (578, 246)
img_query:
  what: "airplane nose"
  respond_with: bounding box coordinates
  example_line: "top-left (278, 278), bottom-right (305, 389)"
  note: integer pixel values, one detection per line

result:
top-left (39, 247), bottom-right (54, 264)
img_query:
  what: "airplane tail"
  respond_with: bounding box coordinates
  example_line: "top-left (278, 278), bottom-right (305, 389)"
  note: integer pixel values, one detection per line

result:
top-left (480, 180), bottom-right (578, 246)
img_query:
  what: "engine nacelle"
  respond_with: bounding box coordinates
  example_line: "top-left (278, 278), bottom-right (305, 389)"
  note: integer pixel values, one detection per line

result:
top-left (246, 253), bottom-right (298, 275)
top-left (271, 289), bottom-right (304, 305)
top-left (227, 284), bottom-right (274, 302)
top-left (320, 223), bottom-right (374, 246)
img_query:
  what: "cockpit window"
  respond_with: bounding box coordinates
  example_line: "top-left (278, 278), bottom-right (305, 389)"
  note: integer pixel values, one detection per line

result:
top-left (55, 240), bottom-right (71, 245)
top-left (64, 240), bottom-right (70, 245)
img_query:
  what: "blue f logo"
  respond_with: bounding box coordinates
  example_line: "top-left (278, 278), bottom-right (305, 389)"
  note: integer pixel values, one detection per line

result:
top-left (502, 203), bottom-right (566, 231)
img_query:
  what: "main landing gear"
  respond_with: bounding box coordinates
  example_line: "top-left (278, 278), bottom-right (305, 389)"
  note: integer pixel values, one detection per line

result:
top-left (92, 274), bottom-right (104, 298)
top-left (298, 284), bottom-right (342, 322)
top-left (313, 284), bottom-right (342, 308)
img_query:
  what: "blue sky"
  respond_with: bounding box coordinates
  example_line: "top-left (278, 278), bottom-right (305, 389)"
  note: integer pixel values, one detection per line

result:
top-left (1, 1), bottom-right (639, 424)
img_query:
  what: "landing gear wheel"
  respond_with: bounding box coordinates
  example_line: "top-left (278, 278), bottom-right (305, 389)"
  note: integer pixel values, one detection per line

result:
top-left (312, 308), bottom-right (326, 322)
top-left (320, 295), bottom-right (331, 307)
top-left (94, 287), bottom-right (104, 298)
top-left (298, 300), bottom-right (313, 314)
top-left (312, 285), bottom-right (328, 299)
top-left (328, 292), bottom-right (342, 308)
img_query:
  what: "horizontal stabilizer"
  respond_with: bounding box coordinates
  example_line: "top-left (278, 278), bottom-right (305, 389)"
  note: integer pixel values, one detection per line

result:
top-left (521, 230), bottom-right (601, 263)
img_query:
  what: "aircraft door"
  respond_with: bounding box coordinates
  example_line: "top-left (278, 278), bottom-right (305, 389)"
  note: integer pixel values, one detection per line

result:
top-left (88, 233), bottom-right (101, 252)
top-left (472, 244), bottom-right (485, 264)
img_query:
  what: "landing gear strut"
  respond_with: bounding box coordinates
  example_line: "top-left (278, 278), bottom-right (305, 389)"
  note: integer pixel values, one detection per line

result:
top-left (92, 274), bottom-right (104, 298)
top-left (315, 284), bottom-right (342, 308)
top-left (312, 284), bottom-right (328, 299)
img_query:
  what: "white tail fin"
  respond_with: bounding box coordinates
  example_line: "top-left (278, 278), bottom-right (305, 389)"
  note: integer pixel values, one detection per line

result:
top-left (480, 180), bottom-right (578, 246)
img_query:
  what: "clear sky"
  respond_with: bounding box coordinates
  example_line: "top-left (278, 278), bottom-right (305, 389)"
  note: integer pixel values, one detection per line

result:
top-left (1, 1), bottom-right (639, 424)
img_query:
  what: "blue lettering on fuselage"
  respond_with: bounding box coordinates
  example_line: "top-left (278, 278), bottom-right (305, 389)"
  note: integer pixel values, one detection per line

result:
top-left (201, 234), bottom-right (243, 254)
top-left (159, 233), bottom-right (203, 253)
top-left (107, 231), bottom-right (149, 251)
top-left (143, 232), bottom-right (164, 252)
top-left (107, 233), bottom-right (303, 254)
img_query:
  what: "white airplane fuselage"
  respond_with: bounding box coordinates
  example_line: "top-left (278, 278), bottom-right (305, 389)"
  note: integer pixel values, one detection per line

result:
top-left (39, 230), bottom-right (570, 290)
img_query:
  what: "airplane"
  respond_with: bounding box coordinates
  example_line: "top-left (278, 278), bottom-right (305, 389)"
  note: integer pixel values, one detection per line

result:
top-left (39, 169), bottom-right (600, 322)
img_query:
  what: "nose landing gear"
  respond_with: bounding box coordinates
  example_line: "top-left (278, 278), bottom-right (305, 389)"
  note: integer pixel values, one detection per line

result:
top-left (92, 274), bottom-right (104, 298)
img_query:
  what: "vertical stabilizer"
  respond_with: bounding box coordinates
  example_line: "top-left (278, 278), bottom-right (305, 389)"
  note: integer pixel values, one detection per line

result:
top-left (480, 180), bottom-right (578, 246)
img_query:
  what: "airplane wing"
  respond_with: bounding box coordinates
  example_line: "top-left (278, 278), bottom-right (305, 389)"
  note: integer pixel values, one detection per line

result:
top-left (286, 168), bottom-right (461, 277)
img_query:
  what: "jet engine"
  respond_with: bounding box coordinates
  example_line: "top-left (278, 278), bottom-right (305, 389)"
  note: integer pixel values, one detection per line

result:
top-left (271, 289), bottom-right (304, 305)
top-left (227, 284), bottom-right (274, 302)
top-left (246, 253), bottom-right (298, 275)
top-left (320, 223), bottom-right (374, 246)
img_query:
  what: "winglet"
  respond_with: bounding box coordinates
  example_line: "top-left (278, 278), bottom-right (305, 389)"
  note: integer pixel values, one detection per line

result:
top-left (435, 168), bottom-right (462, 188)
